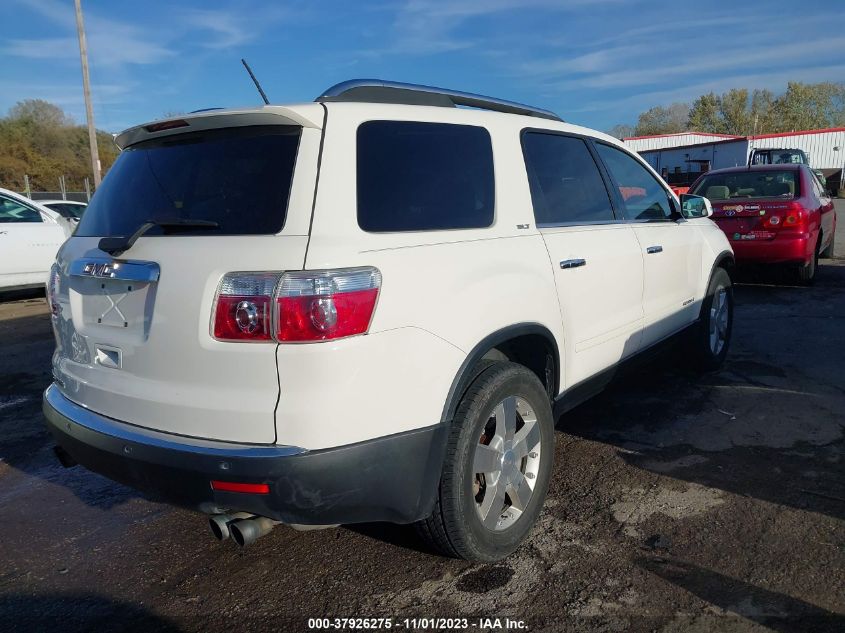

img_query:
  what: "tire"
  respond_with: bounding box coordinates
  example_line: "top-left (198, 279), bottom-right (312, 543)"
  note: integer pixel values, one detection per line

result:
top-left (820, 231), bottom-right (835, 259)
top-left (416, 361), bottom-right (554, 562)
top-left (797, 238), bottom-right (820, 285)
top-left (691, 267), bottom-right (733, 371)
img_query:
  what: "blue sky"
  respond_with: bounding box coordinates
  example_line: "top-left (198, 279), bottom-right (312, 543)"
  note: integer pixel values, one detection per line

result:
top-left (2, 0), bottom-right (843, 133)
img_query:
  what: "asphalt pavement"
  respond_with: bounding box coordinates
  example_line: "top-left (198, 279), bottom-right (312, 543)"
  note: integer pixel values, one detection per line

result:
top-left (0, 202), bottom-right (843, 632)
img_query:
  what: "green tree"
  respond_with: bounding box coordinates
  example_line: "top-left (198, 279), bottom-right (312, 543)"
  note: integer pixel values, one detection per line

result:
top-left (0, 100), bottom-right (117, 191)
top-left (720, 88), bottom-right (750, 135)
top-left (8, 99), bottom-right (73, 127)
top-left (749, 89), bottom-right (776, 134)
top-left (687, 92), bottom-right (721, 133)
top-left (607, 123), bottom-right (634, 139)
top-left (772, 82), bottom-right (837, 131)
top-left (634, 102), bottom-right (689, 136)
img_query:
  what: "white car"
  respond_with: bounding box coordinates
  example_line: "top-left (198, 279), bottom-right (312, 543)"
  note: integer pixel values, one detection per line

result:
top-left (40, 199), bottom-right (87, 225)
top-left (0, 187), bottom-right (69, 291)
top-left (43, 80), bottom-right (734, 561)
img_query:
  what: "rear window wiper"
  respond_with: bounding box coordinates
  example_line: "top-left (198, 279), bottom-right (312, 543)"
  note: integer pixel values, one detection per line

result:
top-left (98, 219), bottom-right (220, 257)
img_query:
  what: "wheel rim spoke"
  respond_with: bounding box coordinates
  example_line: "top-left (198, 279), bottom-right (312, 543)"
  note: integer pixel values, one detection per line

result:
top-left (479, 480), bottom-right (506, 529)
top-left (512, 419), bottom-right (540, 461)
top-left (507, 472), bottom-right (533, 512)
top-left (473, 443), bottom-right (502, 474)
top-left (476, 394), bottom-right (541, 532)
top-left (709, 287), bottom-right (729, 354)
top-left (494, 396), bottom-right (518, 443)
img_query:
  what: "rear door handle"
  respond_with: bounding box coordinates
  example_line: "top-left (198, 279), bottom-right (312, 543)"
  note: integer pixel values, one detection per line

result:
top-left (560, 258), bottom-right (586, 269)
top-left (646, 245), bottom-right (663, 254)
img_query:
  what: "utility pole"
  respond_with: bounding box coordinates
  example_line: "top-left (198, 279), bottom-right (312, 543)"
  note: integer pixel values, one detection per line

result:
top-left (74, 0), bottom-right (101, 187)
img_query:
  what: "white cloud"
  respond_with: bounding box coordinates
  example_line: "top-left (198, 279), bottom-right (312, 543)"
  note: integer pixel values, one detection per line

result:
top-left (548, 36), bottom-right (845, 91)
top-left (560, 63), bottom-right (845, 123)
top-left (377, 0), bottom-right (626, 56)
top-left (4, 37), bottom-right (77, 59)
top-left (6, 0), bottom-right (174, 67)
top-left (182, 9), bottom-right (252, 49)
top-left (179, 5), bottom-right (289, 50)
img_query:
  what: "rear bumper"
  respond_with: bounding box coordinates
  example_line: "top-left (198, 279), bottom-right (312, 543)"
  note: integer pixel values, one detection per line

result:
top-left (43, 385), bottom-right (446, 525)
top-left (728, 234), bottom-right (813, 265)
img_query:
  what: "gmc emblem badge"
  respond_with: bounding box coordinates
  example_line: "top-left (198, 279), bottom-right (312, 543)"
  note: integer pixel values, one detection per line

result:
top-left (82, 262), bottom-right (118, 278)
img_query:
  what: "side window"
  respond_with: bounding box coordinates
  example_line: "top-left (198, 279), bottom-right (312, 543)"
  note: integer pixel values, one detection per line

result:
top-left (357, 121), bottom-right (494, 232)
top-left (810, 170), bottom-right (825, 198)
top-left (0, 195), bottom-right (43, 223)
top-left (595, 143), bottom-right (674, 221)
top-left (521, 132), bottom-right (614, 225)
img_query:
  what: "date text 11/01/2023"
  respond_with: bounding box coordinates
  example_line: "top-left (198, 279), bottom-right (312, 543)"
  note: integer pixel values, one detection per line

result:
top-left (307, 617), bottom-right (529, 630)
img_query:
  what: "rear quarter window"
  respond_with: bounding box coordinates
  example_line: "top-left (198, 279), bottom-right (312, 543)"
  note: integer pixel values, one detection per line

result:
top-left (357, 121), bottom-right (495, 232)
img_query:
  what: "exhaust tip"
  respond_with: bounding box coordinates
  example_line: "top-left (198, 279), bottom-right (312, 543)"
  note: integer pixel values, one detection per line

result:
top-left (230, 516), bottom-right (277, 547)
top-left (230, 520), bottom-right (254, 547)
top-left (209, 515), bottom-right (230, 541)
top-left (208, 512), bottom-right (253, 541)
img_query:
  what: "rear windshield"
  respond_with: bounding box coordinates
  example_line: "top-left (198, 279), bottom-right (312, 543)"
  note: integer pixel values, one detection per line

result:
top-left (47, 203), bottom-right (85, 219)
top-left (751, 150), bottom-right (806, 165)
top-left (357, 121), bottom-right (495, 232)
top-left (691, 170), bottom-right (800, 200)
top-left (75, 125), bottom-right (301, 237)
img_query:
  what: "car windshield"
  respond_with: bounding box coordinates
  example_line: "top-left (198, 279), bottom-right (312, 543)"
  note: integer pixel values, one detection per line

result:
top-left (691, 170), bottom-right (800, 200)
top-left (75, 125), bottom-right (301, 237)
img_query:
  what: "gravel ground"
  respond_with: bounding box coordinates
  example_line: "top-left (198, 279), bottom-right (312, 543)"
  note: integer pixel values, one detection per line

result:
top-left (0, 204), bottom-right (843, 632)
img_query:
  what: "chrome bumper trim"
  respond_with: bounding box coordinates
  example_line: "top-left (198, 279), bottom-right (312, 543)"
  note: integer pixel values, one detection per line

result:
top-left (43, 384), bottom-right (306, 458)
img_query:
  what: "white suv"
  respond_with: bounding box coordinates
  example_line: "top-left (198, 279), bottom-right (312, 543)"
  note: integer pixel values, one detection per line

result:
top-left (44, 80), bottom-right (734, 561)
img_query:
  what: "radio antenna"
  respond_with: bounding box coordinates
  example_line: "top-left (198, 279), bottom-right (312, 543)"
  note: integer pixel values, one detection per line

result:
top-left (241, 58), bottom-right (270, 105)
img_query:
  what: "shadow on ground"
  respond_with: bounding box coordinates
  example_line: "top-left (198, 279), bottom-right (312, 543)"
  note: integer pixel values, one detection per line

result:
top-left (560, 260), bottom-right (845, 520)
top-left (636, 556), bottom-right (845, 633)
top-left (0, 593), bottom-right (181, 633)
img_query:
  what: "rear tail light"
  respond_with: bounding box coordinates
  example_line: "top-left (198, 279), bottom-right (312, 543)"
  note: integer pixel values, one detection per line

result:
top-left (212, 273), bottom-right (278, 342)
top-left (763, 203), bottom-right (805, 232)
top-left (276, 268), bottom-right (381, 342)
top-left (211, 267), bottom-right (381, 343)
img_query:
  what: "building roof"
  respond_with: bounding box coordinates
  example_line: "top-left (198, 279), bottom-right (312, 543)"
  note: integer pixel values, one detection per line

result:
top-left (635, 127), bottom-right (845, 155)
top-left (628, 127), bottom-right (845, 148)
top-left (623, 131), bottom-right (741, 141)
top-left (747, 127), bottom-right (845, 140)
top-left (637, 137), bottom-right (747, 153)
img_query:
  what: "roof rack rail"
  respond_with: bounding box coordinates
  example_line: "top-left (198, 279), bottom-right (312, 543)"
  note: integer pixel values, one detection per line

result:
top-left (316, 79), bottom-right (562, 122)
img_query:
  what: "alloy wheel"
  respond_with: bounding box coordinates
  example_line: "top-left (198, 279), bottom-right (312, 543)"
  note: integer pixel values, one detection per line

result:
top-left (472, 396), bottom-right (542, 531)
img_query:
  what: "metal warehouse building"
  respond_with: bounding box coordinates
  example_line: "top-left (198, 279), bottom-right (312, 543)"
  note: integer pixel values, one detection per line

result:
top-left (624, 132), bottom-right (742, 152)
top-left (624, 128), bottom-right (845, 191)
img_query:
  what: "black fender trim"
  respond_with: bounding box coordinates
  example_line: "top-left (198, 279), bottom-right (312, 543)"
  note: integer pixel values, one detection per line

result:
top-left (440, 323), bottom-right (561, 424)
top-left (404, 323), bottom-right (561, 520)
top-left (712, 250), bottom-right (735, 279)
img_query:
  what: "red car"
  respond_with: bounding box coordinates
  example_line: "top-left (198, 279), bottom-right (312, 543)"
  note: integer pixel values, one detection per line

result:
top-left (689, 164), bottom-right (836, 283)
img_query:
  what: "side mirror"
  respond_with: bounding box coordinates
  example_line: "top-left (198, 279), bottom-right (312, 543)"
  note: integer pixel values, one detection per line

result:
top-left (680, 194), bottom-right (713, 219)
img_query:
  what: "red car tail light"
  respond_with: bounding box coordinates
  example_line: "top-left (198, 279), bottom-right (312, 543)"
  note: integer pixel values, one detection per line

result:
top-left (212, 273), bottom-right (279, 342)
top-left (275, 267), bottom-right (382, 342)
top-left (761, 202), bottom-right (806, 232)
top-left (780, 203), bottom-right (806, 232)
